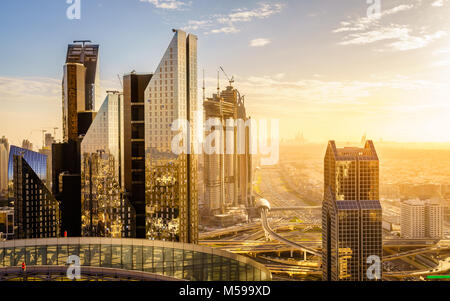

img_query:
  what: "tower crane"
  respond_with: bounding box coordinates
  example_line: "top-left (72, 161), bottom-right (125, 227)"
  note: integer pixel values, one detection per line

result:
top-left (220, 67), bottom-right (234, 87)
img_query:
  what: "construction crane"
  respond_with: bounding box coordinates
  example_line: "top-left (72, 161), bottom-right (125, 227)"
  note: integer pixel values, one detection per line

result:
top-left (220, 67), bottom-right (234, 87)
top-left (117, 74), bottom-right (123, 89)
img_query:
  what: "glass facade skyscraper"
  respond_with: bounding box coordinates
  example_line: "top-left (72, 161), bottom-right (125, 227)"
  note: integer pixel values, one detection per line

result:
top-left (0, 142), bottom-right (8, 199)
top-left (12, 155), bottom-right (60, 239)
top-left (8, 146), bottom-right (47, 189)
top-left (322, 140), bottom-right (382, 281)
top-left (81, 92), bottom-right (135, 238)
top-left (144, 30), bottom-right (198, 243)
top-left (123, 73), bottom-right (153, 238)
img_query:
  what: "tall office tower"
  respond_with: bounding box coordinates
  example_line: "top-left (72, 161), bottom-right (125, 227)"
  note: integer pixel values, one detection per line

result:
top-left (0, 144), bottom-right (8, 199)
top-left (11, 152), bottom-right (60, 239)
top-left (203, 85), bottom-right (252, 214)
top-left (80, 92), bottom-right (135, 238)
top-left (21, 139), bottom-right (33, 151)
top-left (44, 133), bottom-right (55, 148)
top-left (322, 140), bottom-right (382, 281)
top-left (144, 30), bottom-right (198, 243)
top-left (54, 41), bottom-right (99, 237)
top-left (401, 199), bottom-right (443, 239)
top-left (123, 72), bottom-right (153, 238)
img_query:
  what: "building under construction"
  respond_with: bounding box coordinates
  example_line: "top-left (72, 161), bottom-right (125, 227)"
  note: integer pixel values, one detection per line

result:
top-left (203, 83), bottom-right (253, 217)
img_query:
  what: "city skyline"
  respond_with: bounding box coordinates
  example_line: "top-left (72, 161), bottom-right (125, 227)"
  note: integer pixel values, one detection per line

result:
top-left (1, 0), bottom-right (450, 147)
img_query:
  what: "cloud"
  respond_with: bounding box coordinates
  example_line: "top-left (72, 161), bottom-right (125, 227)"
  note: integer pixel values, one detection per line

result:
top-left (388, 30), bottom-right (447, 51)
top-left (339, 24), bottom-right (447, 51)
top-left (182, 2), bottom-right (284, 35)
top-left (250, 38), bottom-right (271, 47)
top-left (431, 0), bottom-right (445, 7)
top-left (139, 0), bottom-right (190, 10)
top-left (333, 4), bottom-right (414, 33)
top-left (334, 2), bottom-right (448, 51)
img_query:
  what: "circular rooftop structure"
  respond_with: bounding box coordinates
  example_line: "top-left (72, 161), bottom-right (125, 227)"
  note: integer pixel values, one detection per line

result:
top-left (256, 198), bottom-right (271, 211)
top-left (0, 238), bottom-right (271, 281)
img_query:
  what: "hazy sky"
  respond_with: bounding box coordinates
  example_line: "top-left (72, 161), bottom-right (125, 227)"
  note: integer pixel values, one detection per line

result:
top-left (0, 0), bottom-right (449, 149)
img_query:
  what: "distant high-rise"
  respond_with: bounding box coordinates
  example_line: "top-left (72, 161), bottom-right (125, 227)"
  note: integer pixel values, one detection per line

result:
top-left (80, 91), bottom-right (135, 238)
top-left (144, 30), bottom-right (198, 243)
top-left (0, 207), bottom-right (14, 240)
top-left (0, 139), bottom-right (8, 199)
top-left (322, 140), bottom-right (382, 281)
top-left (39, 134), bottom-right (55, 190)
top-left (401, 199), bottom-right (443, 239)
top-left (11, 150), bottom-right (59, 239)
top-left (123, 72), bottom-right (153, 238)
top-left (203, 85), bottom-right (252, 214)
top-left (21, 139), bottom-right (33, 151)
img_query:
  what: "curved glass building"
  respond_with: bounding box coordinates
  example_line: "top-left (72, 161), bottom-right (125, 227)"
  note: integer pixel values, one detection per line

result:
top-left (0, 237), bottom-right (271, 281)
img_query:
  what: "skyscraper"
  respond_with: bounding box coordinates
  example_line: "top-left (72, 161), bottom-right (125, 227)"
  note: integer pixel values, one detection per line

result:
top-left (80, 91), bottom-right (135, 238)
top-left (0, 139), bottom-right (8, 200)
top-left (53, 41), bottom-right (99, 237)
top-left (322, 140), bottom-right (382, 281)
top-left (123, 72), bottom-right (153, 238)
top-left (203, 85), bottom-right (253, 214)
top-left (144, 29), bottom-right (198, 243)
top-left (10, 149), bottom-right (60, 239)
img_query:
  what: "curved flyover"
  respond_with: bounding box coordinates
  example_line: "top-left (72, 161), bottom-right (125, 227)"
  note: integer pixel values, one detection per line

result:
top-left (0, 237), bottom-right (272, 281)
top-left (256, 199), bottom-right (320, 257)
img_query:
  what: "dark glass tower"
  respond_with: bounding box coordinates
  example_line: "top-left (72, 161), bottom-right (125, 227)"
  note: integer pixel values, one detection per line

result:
top-left (12, 154), bottom-right (60, 239)
top-left (322, 140), bottom-right (382, 281)
top-left (123, 72), bottom-right (152, 238)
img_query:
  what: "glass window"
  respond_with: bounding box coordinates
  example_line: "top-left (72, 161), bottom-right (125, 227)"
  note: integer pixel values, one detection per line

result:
top-left (111, 245), bottom-right (122, 269)
top-left (79, 244), bottom-right (90, 266)
top-left (89, 244), bottom-right (100, 267)
top-left (122, 245), bottom-right (132, 270)
top-left (14, 247), bottom-right (26, 266)
top-left (100, 244), bottom-right (112, 268)
top-left (132, 245), bottom-right (143, 271)
top-left (36, 246), bottom-right (46, 265)
top-left (57, 245), bottom-right (67, 266)
top-left (46, 246), bottom-right (57, 265)
top-left (143, 246), bottom-right (154, 272)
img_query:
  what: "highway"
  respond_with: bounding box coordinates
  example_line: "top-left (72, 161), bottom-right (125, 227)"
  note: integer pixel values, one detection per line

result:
top-left (384, 258), bottom-right (450, 278)
top-left (260, 206), bottom-right (321, 256)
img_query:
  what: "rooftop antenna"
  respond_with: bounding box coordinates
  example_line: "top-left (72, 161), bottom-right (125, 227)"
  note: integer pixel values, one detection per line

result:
top-left (217, 69), bottom-right (220, 95)
top-left (202, 69), bottom-right (205, 102)
top-left (117, 74), bottom-right (123, 89)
